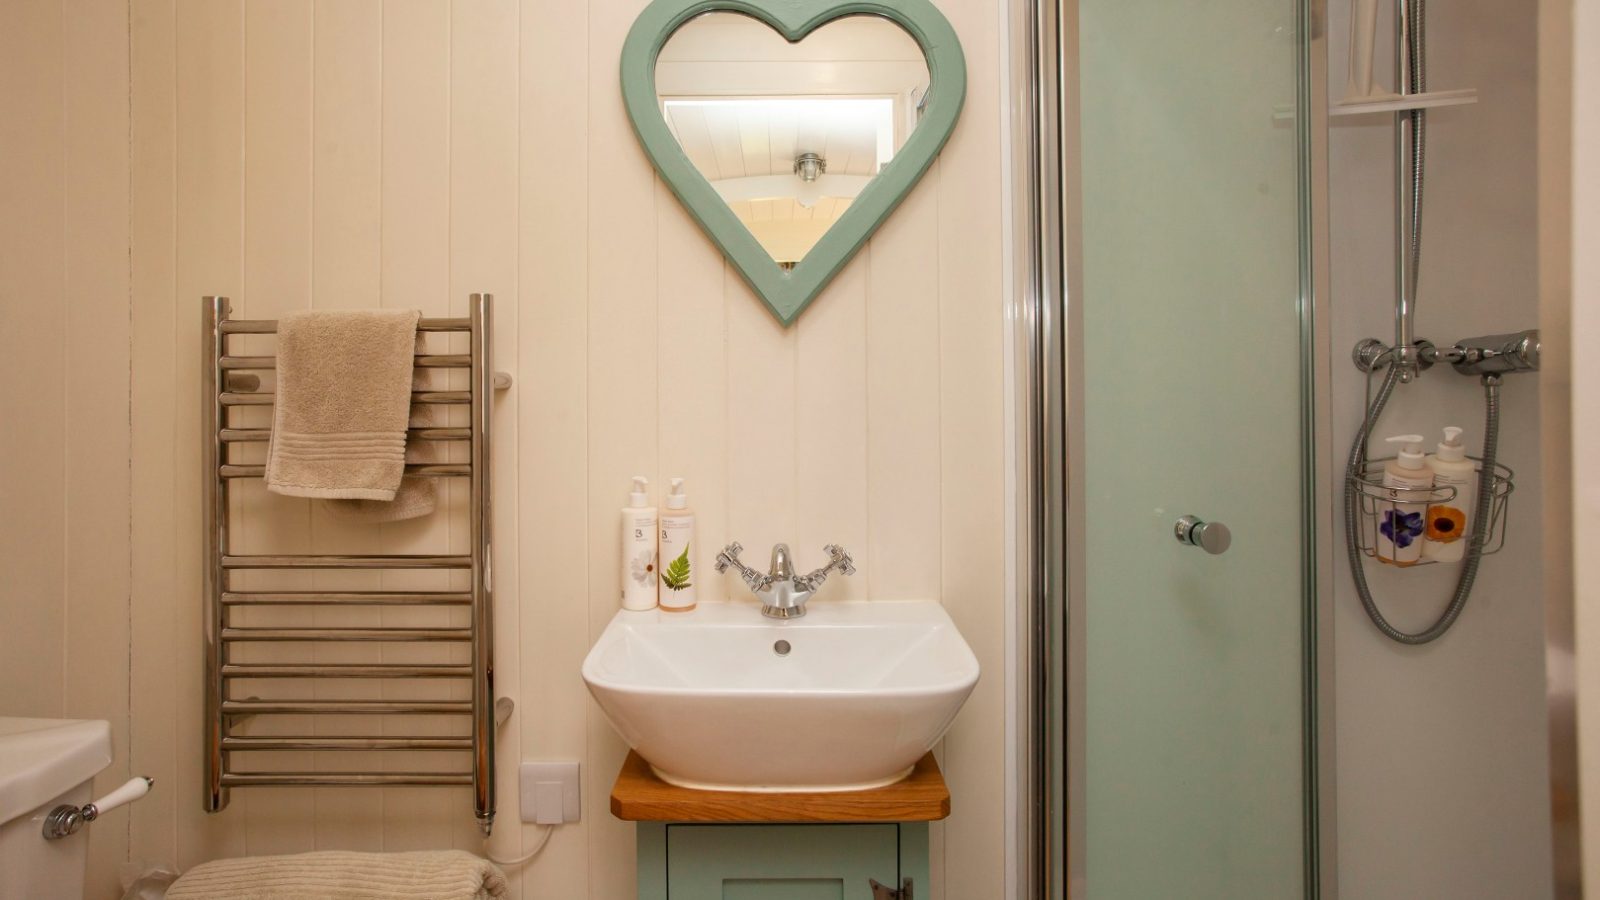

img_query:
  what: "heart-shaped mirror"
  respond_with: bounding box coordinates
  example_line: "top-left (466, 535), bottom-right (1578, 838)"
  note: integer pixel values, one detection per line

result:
top-left (622, 0), bottom-right (966, 325)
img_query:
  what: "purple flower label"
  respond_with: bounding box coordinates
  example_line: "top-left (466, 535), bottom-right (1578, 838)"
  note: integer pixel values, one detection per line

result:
top-left (1380, 509), bottom-right (1426, 549)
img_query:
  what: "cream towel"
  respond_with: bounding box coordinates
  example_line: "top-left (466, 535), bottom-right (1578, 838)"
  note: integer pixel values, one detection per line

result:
top-left (166, 850), bottom-right (507, 900)
top-left (266, 309), bottom-right (421, 500)
top-left (321, 402), bottom-right (439, 523)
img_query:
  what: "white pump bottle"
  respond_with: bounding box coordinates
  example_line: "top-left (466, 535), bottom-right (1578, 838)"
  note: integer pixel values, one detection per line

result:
top-left (1375, 435), bottom-right (1432, 566)
top-left (658, 477), bottom-right (697, 612)
top-left (1423, 426), bottom-right (1475, 562)
top-left (620, 476), bottom-right (658, 610)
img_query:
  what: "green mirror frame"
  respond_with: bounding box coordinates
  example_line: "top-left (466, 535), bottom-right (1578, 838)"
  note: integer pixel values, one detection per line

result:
top-left (621, 0), bottom-right (967, 326)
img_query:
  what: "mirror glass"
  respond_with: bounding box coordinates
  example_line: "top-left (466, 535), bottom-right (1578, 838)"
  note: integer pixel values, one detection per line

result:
top-left (655, 13), bottom-right (931, 268)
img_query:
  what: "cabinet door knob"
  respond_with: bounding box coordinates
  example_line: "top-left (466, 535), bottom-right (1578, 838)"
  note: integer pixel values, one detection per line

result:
top-left (1174, 515), bottom-right (1231, 555)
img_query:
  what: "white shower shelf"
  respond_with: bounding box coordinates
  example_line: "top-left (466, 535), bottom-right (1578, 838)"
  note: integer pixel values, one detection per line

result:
top-left (1271, 88), bottom-right (1477, 123)
top-left (1333, 88), bottom-right (1478, 116)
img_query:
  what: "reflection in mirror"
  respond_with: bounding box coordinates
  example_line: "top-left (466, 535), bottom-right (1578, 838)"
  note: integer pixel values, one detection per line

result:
top-left (656, 13), bottom-right (930, 268)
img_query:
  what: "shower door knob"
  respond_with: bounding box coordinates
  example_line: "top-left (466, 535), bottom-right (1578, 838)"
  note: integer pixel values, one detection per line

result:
top-left (1174, 515), bottom-right (1231, 555)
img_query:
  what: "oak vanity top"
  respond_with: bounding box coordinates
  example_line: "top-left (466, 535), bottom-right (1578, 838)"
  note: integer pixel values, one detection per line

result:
top-left (610, 751), bottom-right (950, 823)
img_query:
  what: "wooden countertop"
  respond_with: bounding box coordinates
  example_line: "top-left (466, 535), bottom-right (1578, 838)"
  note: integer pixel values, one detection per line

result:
top-left (609, 751), bottom-right (950, 823)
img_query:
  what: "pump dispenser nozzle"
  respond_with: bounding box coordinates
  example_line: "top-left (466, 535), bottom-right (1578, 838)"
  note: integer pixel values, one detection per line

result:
top-left (1385, 434), bottom-right (1427, 469)
top-left (1436, 426), bottom-right (1466, 462)
top-left (629, 476), bottom-right (650, 507)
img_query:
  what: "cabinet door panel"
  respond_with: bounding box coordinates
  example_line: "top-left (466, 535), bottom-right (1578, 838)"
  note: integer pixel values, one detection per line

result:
top-left (667, 824), bottom-right (898, 899)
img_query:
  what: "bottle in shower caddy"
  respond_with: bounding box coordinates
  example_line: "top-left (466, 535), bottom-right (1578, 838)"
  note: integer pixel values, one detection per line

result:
top-left (1375, 435), bottom-right (1432, 566)
top-left (1423, 426), bottom-right (1476, 563)
top-left (621, 476), bottom-right (659, 611)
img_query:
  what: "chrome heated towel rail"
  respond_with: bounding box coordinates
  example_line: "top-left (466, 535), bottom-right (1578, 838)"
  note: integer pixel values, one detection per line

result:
top-left (202, 294), bottom-right (497, 833)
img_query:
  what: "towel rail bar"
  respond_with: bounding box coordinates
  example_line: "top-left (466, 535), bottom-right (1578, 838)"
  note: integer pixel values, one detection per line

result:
top-left (223, 737), bottom-right (473, 751)
top-left (202, 294), bottom-right (497, 832)
top-left (220, 427), bottom-right (471, 443)
top-left (220, 353), bottom-right (471, 370)
top-left (220, 773), bottom-right (474, 786)
top-left (220, 316), bottom-right (471, 334)
top-left (221, 700), bottom-right (472, 715)
top-left (221, 554), bottom-right (471, 569)
top-left (221, 627), bottom-right (471, 642)
top-left (221, 591), bottom-right (472, 606)
top-left (219, 463), bottom-right (469, 478)
top-left (222, 663), bottom-right (473, 678)
top-left (219, 390), bottom-right (470, 406)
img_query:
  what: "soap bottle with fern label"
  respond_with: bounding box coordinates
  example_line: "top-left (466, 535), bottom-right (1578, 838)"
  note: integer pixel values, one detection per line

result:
top-left (658, 477), bottom-right (697, 612)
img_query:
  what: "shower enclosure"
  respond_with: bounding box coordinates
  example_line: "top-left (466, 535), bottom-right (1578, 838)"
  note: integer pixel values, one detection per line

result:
top-left (1015, 0), bottom-right (1557, 897)
top-left (1012, 0), bottom-right (1327, 896)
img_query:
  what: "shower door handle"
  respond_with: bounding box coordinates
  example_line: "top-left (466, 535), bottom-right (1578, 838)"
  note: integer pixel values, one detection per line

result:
top-left (1174, 516), bottom-right (1231, 555)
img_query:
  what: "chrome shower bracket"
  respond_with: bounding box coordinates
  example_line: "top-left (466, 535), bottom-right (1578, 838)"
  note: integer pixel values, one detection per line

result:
top-left (1351, 330), bottom-right (1539, 377)
top-left (1351, 337), bottom-right (1436, 374)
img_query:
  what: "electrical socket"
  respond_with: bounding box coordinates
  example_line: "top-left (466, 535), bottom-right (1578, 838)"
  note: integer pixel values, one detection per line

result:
top-left (519, 761), bottom-right (580, 825)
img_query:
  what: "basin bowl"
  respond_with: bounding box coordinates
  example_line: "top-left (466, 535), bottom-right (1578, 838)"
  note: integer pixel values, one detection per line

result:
top-left (582, 600), bottom-right (979, 792)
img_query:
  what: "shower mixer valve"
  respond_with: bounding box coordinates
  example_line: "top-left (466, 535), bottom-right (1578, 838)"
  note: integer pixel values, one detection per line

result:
top-left (1352, 329), bottom-right (1540, 378)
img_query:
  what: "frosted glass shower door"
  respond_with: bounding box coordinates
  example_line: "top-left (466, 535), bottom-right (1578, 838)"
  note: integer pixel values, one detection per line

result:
top-left (1074, 0), bottom-right (1311, 897)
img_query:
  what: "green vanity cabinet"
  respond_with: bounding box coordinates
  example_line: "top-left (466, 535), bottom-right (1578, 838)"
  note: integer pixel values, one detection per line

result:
top-left (636, 822), bottom-right (929, 900)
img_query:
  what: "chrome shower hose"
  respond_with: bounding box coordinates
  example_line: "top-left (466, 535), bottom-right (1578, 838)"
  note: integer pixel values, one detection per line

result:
top-left (1344, 364), bottom-right (1502, 644)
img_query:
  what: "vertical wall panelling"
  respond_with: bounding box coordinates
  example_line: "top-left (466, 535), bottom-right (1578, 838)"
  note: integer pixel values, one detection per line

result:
top-left (518, 0), bottom-right (592, 890)
top-left (129, 0), bottom-right (181, 871)
top-left (933, 0), bottom-right (1007, 892)
top-left (0, 0), bottom-right (67, 722)
top-left (63, 0), bottom-right (134, 894)
top-left (309, 0), bottom-right (386, 850)
top-left (100, 0), bottom-right (1009, 894)
top-left (864, 180), bottom-right (942, 605)
top-left (449, 0), bottom-right (524, 878)
top-left (795, 257), bottom-right (870, 603)
top-left (172, 0), bottom-right (248, 866)
top-left (585, 0), bottom-right (658, 892)
top-left (239, 0), bottom-right (316, 857)
top-left (724, 277), bottom-right (798, 571)
top-left (381, 0), bottom-right (458, 856)
top-left (655, 182), bottom-right (730, 606)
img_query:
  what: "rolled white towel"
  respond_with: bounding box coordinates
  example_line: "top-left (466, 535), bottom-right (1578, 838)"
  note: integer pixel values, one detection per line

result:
top-left (166, 850), bottom-right (507, 900)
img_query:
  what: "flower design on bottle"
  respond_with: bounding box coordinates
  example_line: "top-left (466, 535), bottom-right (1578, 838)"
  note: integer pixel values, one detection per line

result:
top-left (629, 548), bottom-right (657, 586)
top-left (1379, 509), bottom-right (1425, 548)
top-left (1425, 506), bottom-right (1467, 543)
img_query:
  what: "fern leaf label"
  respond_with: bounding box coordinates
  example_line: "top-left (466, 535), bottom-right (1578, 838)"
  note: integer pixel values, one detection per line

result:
top-left (659, 509), bottom-right (696, 609)
top-left (662, 542), bottom-right (692, 591)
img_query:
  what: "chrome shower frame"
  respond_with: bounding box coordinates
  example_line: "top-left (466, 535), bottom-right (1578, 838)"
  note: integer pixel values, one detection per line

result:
top-left (1005, 0), bottom-right (1335, 895)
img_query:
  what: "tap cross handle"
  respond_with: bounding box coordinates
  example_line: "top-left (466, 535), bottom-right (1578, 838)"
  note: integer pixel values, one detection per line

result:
top-left (796, 544), bottom-right (855, 590)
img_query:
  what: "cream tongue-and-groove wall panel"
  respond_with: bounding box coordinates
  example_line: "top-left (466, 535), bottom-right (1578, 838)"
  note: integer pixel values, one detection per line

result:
top-left (0, 0), bottom-right (1016, 896)
top-left (1, 3), bottom-right (133, 899)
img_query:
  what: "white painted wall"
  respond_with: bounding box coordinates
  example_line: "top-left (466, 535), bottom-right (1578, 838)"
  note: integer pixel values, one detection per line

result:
top-left (0, 1), bottom-right (1008, 898)
top-left (1326, 1), bottom-right (1554, 897)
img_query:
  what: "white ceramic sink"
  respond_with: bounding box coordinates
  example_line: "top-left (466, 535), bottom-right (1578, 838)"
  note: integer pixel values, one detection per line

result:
top-left (582, 600), bottom-right (979, 792)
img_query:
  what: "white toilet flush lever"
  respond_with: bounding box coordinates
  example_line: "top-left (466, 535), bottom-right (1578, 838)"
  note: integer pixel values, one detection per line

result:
top-left (42, 776), bottom-right (154, 840)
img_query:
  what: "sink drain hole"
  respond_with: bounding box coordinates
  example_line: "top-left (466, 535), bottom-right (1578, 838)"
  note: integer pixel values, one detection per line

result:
top-left (773, 640), bottom-right (791, 657)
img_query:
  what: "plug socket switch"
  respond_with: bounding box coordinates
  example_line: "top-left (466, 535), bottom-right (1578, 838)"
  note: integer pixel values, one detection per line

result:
top-left (519, 761), bottom-right (580, 825)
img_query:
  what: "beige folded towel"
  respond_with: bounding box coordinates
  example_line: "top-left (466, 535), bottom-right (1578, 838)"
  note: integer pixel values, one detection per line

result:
top-left (166, 850), bottom-right (507, 900)
top-left (321, 400), bottom-right (439, 523)
top-left (266, 309), bottom-right (421, 500)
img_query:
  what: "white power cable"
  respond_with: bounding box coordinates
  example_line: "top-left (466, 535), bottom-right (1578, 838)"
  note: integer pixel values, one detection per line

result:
top-left (486, 824), bottom-right (555, 868)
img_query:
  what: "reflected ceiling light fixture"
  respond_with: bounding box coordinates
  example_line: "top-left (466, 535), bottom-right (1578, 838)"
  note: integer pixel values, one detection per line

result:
top-left (794, 152), bottom-right (827, 208)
